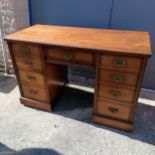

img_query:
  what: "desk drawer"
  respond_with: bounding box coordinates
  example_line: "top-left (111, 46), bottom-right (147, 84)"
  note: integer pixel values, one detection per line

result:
top-left (19, 70), bottom-right (45, 85)
top-left (22, 85), bottom-right (48, 102)
top-left (101, 55), bottom-right (141, 73)
top-left (46, 47), bottom-right (94, 66)
top-left (12, 43), bottom-right (41, 57)
top-left (99, 84), bottom-right (135, 102)
top-left (97, 99), bottom-right (131, 121)
top-left (15, 56), bottom-right (43, 72)
top-left (100, 69), bottom-right (138, 86)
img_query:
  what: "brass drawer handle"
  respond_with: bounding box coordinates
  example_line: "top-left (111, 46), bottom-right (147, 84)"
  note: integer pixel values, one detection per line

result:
top-left (112, 74), bottom-right (124, 82)
top-left (113, 59), bottom-right (126, 68)
top-left (110, 90), bottom-right (121, 97)
top-left (21, 48), bottom-right (30, 56)
top-left (30, 89), bottom-right (38, 96)
top-left (24, 60), bottom-right (32, 66)
top-left (26, 75), bottom-right (35, 81)
top-left (64, 52), bottom-right (73, 60)
top-left (108, 107), bottom-right (119, 113)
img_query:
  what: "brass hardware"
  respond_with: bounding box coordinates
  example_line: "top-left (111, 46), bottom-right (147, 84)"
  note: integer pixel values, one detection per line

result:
top-left (112, 74), bottom-right (124, 82)
top-left (26, 75), bottom-right (35, 81)
top-left (108, 107), bottom-right (119, 113)
top-left (24, 60), bottom-right (32, 66)
top-left (113, 59), bottom-right (126, 68)
top-left (110, 90), bottom-right (121, 97)
top-left (22, 48), bottom-right (30, 55)
top-left (64, 52), bottom-right (73, 60)
top-left (30, 89), bottom-right (38, 95)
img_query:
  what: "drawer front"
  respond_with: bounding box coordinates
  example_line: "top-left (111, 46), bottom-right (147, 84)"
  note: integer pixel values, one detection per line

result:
top-left (99, 84), bottom-right (135, 102)
top-left (19, 70), bottom-right (45, 85)
top-left (15, 56), bottom-right (43, 72)
top-left (12, 43), bottom-right (41, 57)
top-left (97, 99), bottom-right (131, 120)
top-left (22, 85), bottom-right (48, 102)
top-left (101, 55), bottom-right (141, 73)
top-left (46, 47), bottom-right (94, 66)
top-left (100, 69), bottom-right (138, 86)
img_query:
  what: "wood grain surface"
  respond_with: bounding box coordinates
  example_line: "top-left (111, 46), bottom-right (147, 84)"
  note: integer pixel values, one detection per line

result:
top-left (5, 25), bottom-right (151, 56)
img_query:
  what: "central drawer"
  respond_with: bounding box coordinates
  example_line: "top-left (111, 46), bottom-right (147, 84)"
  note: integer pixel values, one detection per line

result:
top-left (46, 47), bottom-right (94, 66)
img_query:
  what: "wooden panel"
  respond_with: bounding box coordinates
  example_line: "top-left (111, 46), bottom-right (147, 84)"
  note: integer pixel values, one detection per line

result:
top-left (20, 97), bottom-right (52, 112)
top-left (12, 43), bottom-right (41, 57)
top-left (22, 85), bottom-right (48, 102)
top-left (100, 55), bottom-right (142, 73)
top-left (46, 47), bottom-right (94, 66)
top-left (93, 53), bottom-right (100, 113)
top-left (19, 70), bottom-right (45, 85)
top-left (45, 63), bottom-right (67, 102)
top-left (99, 84), bottom-right (135, 102)
top-left (4, 25), bottom-right (152, 56)
top-left (97, 99), bottom-right (131, 120)
top-left (15, 56), bottom-right (43, 72)
top-left (129, 57), bottom-right (148, 121)
top-left (92, 114), bottom-right (133, 131)
top-left (7, 42), bottom-right (24, 96)
top-left (100, 69), bottom-right (138, 86)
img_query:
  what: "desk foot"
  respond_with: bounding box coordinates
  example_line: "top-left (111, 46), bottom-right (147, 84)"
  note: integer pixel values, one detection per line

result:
top-left (92, 114), bottom-right (133, 132)
top-left (20, 97), bottom-right (52, 112)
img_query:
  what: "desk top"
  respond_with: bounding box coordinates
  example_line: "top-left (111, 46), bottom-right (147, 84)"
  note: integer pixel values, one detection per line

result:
top-left (5, 24), bottom-right (151, 56)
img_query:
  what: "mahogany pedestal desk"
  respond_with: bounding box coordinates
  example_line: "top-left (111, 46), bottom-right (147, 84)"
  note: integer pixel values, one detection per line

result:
top-left (5, 25), bottom-right (151, 131)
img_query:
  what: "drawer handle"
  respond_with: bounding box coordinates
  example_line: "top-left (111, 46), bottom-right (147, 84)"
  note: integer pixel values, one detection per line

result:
top-left (26, 75), bottom-right (35, 81)
top-left (108, 107), bottom-right (119, 113)
top-left (30, 89), bottom-right (38, 96)
top-left (64, 53), bottom-right (73, 60)
top-left (22, 48), bottom-right (30, 56)
top-left (112, 74), bottom-right (124, 82)
top-left (110, 90), bottom-right (121, 97)
top-left (113, 59), bottom-right (126, 68)
top-left (24, 60), bottom-right (32, 66)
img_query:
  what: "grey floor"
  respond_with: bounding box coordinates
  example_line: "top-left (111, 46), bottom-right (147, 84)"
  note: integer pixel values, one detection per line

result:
top-left (0, 76), bottom-right (155, 155)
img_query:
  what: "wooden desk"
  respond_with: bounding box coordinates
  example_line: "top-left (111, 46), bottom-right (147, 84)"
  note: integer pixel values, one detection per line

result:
top-left (5, 25), bottom-right (151, 131)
